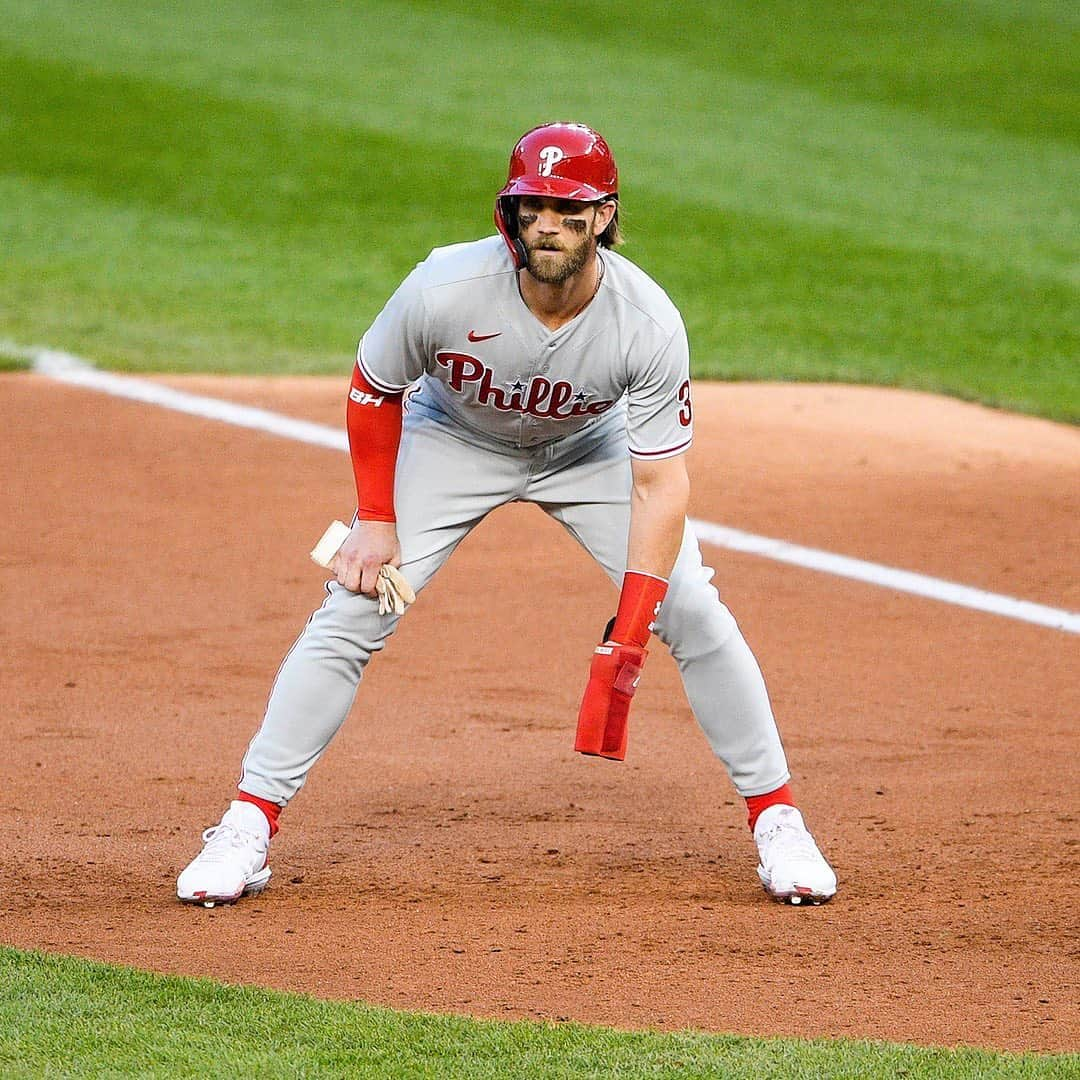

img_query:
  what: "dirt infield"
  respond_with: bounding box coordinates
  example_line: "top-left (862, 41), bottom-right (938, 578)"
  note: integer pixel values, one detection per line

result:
top-left (2, 371), bottom-right (1077, 1052)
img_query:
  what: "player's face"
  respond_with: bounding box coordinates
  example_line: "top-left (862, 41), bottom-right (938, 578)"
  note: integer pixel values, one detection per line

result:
top-left (517, 197), bottom-right (603, 285)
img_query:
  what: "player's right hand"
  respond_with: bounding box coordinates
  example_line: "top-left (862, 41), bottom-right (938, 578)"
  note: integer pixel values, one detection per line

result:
top-left (330, 520), bottom-right (401, 595)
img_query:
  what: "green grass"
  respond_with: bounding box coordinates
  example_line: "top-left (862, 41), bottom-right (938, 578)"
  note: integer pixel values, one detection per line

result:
top-left (0, 352), bottom-right (30, 372)
top-left (1, 948), bottom-right (1074, 1079)
top-left (0, 0), bottom-right (1077, 418)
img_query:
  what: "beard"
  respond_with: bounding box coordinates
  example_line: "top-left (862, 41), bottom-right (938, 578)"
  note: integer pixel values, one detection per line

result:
top-left (523, 233), bottom-right (593, 285)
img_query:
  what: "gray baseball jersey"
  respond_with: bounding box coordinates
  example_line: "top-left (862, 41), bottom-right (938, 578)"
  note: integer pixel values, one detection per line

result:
top-left (357, 235), bottom-right (694, 458)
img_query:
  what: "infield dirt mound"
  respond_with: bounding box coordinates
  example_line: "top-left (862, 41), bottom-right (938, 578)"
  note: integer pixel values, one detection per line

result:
top-left (1, 373), bottom-right (1077, 1051)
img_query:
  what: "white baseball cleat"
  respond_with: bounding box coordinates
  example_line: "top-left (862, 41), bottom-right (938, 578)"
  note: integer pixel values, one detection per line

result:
top-left (753, 804), bottom-right (837, 905)
top-left (177, 800), bottom-right (272, 907)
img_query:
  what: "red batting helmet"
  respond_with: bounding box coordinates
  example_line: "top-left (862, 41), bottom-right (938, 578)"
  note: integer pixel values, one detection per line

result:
top-left (495, 122), bottom-right (619, 267)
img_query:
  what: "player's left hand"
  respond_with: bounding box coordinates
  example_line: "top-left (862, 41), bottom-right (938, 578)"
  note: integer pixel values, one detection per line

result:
top-left (574, 637), bottom-right (649, 761)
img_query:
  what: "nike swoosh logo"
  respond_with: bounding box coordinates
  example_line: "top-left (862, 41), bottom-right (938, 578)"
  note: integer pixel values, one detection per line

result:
top-left (467, 330), bottom-right (502, 342)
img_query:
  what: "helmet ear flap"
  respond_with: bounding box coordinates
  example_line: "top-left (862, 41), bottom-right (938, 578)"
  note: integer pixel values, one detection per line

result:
top-left (501, 195), bottom-right (519, 235)
top-left (494, 195), bottom-right (528, 268)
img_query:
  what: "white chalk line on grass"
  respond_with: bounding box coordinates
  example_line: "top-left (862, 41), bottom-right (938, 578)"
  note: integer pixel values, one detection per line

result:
top-left (25, 346), bottom-right (1080, 635)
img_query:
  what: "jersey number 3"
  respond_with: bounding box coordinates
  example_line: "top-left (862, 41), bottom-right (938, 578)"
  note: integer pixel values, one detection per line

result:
top-left (677, 380), bottom-right (693, 427)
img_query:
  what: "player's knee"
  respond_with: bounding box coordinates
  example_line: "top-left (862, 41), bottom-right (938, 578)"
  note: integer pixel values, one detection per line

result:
top-left (654, 589), bottom-right (739, 662)
top-left (305, 586), bottom-right (403, 661)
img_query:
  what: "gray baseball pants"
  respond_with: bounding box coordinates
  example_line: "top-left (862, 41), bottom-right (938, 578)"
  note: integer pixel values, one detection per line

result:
top-left (239, 402), bottom-right (790, 803)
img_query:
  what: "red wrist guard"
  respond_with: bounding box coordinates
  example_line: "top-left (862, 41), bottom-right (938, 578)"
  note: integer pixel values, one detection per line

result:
top-left (575, 642), bottom-right (648, 761)
top-left (610, 571), bottom-right (668, 647)
top-left (347, 363), bottom-right (403, 522)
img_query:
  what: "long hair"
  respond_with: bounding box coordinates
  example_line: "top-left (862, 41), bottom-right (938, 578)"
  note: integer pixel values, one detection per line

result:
top-left (598, 200), bottom-right (623, 248)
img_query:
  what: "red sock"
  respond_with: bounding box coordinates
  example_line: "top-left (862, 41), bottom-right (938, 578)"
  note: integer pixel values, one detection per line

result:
top-left (237, 790), bottom-right (282, 838)
top-left (745, 783), bottom-right (795, 831)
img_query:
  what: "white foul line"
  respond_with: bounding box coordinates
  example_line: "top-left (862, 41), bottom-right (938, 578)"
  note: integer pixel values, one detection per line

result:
top-left (26, 346), bottom-right (1080, 635)
top-left (688, 520), bottom-right (1078, 633)
top-left (29, 348), bottom-right (348, 452)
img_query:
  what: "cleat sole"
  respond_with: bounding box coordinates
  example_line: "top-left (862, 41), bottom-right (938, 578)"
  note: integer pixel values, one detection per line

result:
top-left (761, 883), bottom-right (835, 906)
top-left (178, 867), bottom-right (271, 907)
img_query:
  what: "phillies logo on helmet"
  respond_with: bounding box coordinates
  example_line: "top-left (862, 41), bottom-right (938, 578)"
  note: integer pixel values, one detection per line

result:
top-left (537, 145), bottom-right (565, 176)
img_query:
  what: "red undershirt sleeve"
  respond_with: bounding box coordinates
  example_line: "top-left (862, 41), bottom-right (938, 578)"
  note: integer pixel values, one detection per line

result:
top-left (346, 363), bottom-right (404, 523)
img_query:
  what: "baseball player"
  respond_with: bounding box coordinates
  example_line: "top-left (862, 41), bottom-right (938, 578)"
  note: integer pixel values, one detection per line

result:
top-left (177, 122), bottom-right (837, 908)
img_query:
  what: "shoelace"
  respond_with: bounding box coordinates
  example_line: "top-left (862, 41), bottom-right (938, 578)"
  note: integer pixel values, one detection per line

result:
top-left (760, 820), bottom-right (819, 863)
top-left (197, 824), bottom-right (263, 864)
